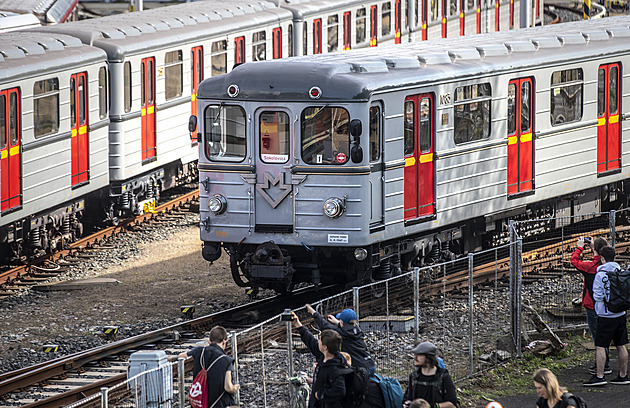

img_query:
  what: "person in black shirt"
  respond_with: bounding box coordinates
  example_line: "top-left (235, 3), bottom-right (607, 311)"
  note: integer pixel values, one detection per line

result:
top-left (403, 342), bottom-right (458, 408)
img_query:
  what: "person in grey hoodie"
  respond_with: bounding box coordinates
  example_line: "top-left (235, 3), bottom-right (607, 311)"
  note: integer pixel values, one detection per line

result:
top-left (583, 246), bottom-right (630, 387)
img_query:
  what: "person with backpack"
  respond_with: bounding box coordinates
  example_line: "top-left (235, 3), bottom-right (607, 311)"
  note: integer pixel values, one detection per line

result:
top-left (291, 312), bottom-right (347, 407)
top-left (178, 326), bottom-right (240, 408)
top-left (533, 368), bottom-right (584, 408)
top-left (305, 304), bottom-right (376, 375)
top-left (403, 341), bottom-right (458, 408)
top-left (571, 236), bottom-right (612, 375)
top-left (583, 246), bottom-right (630, 386)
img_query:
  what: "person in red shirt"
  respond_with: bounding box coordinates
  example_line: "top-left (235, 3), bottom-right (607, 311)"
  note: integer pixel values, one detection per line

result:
top-left (571, 236), bottom-right (610, 374)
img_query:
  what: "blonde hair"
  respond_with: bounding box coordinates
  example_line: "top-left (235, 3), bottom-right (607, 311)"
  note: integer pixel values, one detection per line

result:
top-left (533, 368), bottom-right (567, 402)
top-left (340, 351), bottom-right (352, 366)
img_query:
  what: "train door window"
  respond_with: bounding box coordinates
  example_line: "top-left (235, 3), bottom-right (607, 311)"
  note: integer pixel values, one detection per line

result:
top-left (252, 31), bottom-right (267, 61)
top-left (141, 57), bottom-right (156, 162)
top-left (356, 8), bottom-right (366, 44)
top-left (288, 24), bottom-right (294, 57)
top-left (33, 78), bottom-right (59, 138)
top-left (211, 41), bottom-right (227, 76)
top-left (370, 5), bottom-right (378, 46)
top-left (507, 78), bottom-right (534, 196)
top-left (165, 50), bottom-right (182, 100)
top-left (550, 68), bottom-right (583, 126)
top-left (597, 63), bottom-right (621, 174)
top-left (328, 15), bottom-right (338, 52)
top-left (124, 62), bottom-right (132, 113)
top-left (235, 36), bottom-right (245, 65)
top-left (98, 67), bottom-right (108, 120)
top-left (260, 111), bottom-right (290, 163)
top-left (404, 94), bottom-right (435, 220)
top-left (454, 83), bottom-right (491, 144)
top-left (301, 107), bottom-right (350, 165)
top-left (70, 73), bottom-right (89, 186)
top-left (273, 27), bottom-right (282, 59)
top-left (343, 11), bottom-right (352, 50)
top-left (0, 88), bottom-right (22, 212)
top-left (303, 24), bottom-right (308, 55)
top-left (313, 19), bottom-right (322, 54)
top-left (395, 0), bottom-right (401, 43)
top-left (204, 105), bottom-right (246, 162)
top-left (191, 46), bottom-right (203, 138)
top-left (369, 106), bottom-right (381, 162)
top-left (382, 2), bottom-right (391, 36)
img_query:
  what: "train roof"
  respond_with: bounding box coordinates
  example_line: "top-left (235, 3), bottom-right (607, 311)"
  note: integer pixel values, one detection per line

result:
top-left (0, 31), bottom-right (106, 83)
top-left (30, 0), bottom-right (291, 61)
top-left (198, 16), bottom-right (630, 103)
top-left (267, 0), bottom-right (378, 17)
top-left (0, 0), bottom-right (75, 23)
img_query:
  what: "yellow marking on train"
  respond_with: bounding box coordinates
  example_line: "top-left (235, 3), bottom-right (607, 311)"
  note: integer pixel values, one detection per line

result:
top-left (1, 150), bottom-right (6, 159)
top-left (598, 117), bottom-right (606, 126)
top-left (148, 105), bottom-right (155, 114)
top-left (520, 133), bottom-right (532, 143)
top-left (9, 146), bottom-right (19, 156)
top-left (422, 23), bottom-right (427, 29)
top-left (508, 136), bottom-right (517, 145)
top-left (460, 12), bottom-right (464, 18)
top-left (477, 7), bottom-right (481, 12)
top-left (192, 94), bottom-right (197, 102)
top-left (419, 153), bottom-right (433, 163)
top-left (442, 18), bottom-right (446, 23)
top-left (79, 125), bottom-right (87, 135)
top-left (72, 128), bottom-right (77, 137)
top-left (405, 156), bottom-right (416, 167)
top-left (610, 114), bottom-right (619, 124)
top-left (141, 107), bottom-right (146, 116)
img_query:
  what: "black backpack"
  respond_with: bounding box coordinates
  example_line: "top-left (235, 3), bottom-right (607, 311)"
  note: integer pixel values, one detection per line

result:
top-left (331, 365), bottom-right (369, 408)
top-left (604, 268), bottom-right (630, 313)
top-left (562, 392), bottom-right (587, 408)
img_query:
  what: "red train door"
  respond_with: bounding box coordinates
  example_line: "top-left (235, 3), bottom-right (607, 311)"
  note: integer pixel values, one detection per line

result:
top-left (395, 0), bottom-right (402, 43)
top-left (141, 57), bottom-right (156, 161)
top-left (343, 12), bottom-right (352, 50)
top-left (314, 19), bottom-right (322, 54)
top-left (507, 78), bottom-right (534, 195)
top-left (0, 88), bottom-right (21, 212)
top-left (370, 5), bottom-right (378, 46)
top-left (191, 46), bottom-right (203, 139)
top-left (70, 72), bottom-right (89, 186)
top-left (273, 27), bottom-right (282, 59)
top-left (597, 63), bottom-right (621, 174)
top-left (404, 93), bottom-right (435, 221)
top-left (235, 36), bottom-right (245, 64)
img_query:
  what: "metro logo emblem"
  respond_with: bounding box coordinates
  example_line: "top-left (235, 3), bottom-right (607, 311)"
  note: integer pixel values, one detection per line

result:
top-left (256, 172), bottom-right (292, 209)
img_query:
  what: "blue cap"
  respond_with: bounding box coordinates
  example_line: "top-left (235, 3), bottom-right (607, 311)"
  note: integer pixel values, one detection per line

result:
top-left (336, 309), bottom-right (357, 323)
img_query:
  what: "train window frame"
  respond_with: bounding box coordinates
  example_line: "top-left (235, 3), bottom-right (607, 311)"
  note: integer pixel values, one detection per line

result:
top-left (204, 104), bottom-right (247, 163)
top-left (313, 18), bottom-right (322, 54)
top-left (328, 15), bottom-right (339, 53)
top-left (288, 24), bottom-right (294, 57)
top-left (382, 2), bottom-right (392, 36)
top-left (356, 8), bottom-right (366, 44)
top-left (124, 62), bottom-right (132, 113)
top-left (303, 23), bottom-right (308, 55)
top-left (404, 99), bottom-right (414, 156)
top-left (165, 50), bottom-right (183, 101)
top-left (301, 106), bottom-right (350, 165)
top-left (0, 94), bottom-right (5, 150)
top-left (259, 111), bottom-right (290, 164)
top-left (369, 105), bottom-right (381, 162)
top-left (235, 36), bottom-right (246, 65)
top-left (33, 78), bottom-right (59, 138)
top-left (98, 67), bottom-right (108, 120)
top-left (211, 40), bottom-right (227, 77)
top-left (253, 30), bottom-right (266, 61)
top-left (453, 82), bottom-right (491, 145)
top-left (550, 68), bottom-right (583, 126)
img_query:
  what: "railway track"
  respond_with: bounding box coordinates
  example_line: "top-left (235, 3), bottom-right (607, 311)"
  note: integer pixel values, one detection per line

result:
top-left (0, 189), bottom-right (200, 300)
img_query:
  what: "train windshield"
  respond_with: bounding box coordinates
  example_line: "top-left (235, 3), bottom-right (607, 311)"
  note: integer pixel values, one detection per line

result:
top-left (204, 104), bottom-right (246, 162)
top-left (301, 107), bottom-right (350, 165)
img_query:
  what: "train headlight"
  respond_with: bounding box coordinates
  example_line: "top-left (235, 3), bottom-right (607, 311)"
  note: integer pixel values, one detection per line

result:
top-left (354, 248), bottom-right (368, 261)
top-left (208, 194), bottom-right (227, 214)
top-left (323, 197), bottom-right (344, 218)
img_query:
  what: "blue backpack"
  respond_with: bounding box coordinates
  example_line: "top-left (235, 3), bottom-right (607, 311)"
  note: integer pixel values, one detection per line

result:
top-left (369, 373), bottom-right (404, 408)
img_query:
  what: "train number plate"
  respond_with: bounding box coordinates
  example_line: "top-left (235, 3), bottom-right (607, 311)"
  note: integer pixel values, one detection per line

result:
top-left (328, 234), bottom-right (348, 244)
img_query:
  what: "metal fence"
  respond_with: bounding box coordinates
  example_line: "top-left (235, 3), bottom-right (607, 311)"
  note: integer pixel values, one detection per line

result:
top-left (67, 209), bottom-right (630, 408)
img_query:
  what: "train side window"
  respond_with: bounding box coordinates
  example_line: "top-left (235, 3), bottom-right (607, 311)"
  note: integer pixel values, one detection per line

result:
top-left (98, 67), bottom-right (108, 120)
top-left (369, 105), bottom-right (381, 162)
top-left (124, 62), bottom-right (132, 113)
top-left (70, 77), bottom-right (76, 129)
top-left (419, 97), bottom-right (431, 152)
top-left (260, 111), bottom-right (290, 163)
top-left (328, 15), bottom-right (338, 52)
top-left (404, 100), bottom-right (414, 156)
top-left (33, 78), bottom-right (59, 137)
top-left (453, 83), bottom-right (491, 144)
top-left (382, 2), bottom-right (391, 36)
top-left (609, 65), bottom-right (619, 115)
top-left (288, 24), bottom-right (294, 57)
top-left (356, 8), bottom-right (366, 44)
top-left (303, 24), bottom-right (308, 55)
top-left (165, 50), bottom-right (183, 100)
top-left (313, 19), bottom-right (322, 54)
top-left (507, 83), bottom-right (516, 135)
top-left (252, 31), bottom-right (266, 62)
top-left (301, 107), bottom-right (350, 165)
top-left (450, 0), bottom-right (457, 15)
top-left (431, 0), bottom-right (438, 20)
top-left (235, 36), bottom-right (245, 65)
top-left (211, 41), bottom-right (227, 76)
top-left (204, 105), bottom-right (246, 162)
top-left (521, 81), bottom-right (531, 132)
top-left (550, 68), bottom-right (583, 126)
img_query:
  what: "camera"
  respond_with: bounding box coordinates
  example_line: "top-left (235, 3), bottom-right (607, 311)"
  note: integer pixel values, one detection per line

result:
top-left (280, 311), bottom-right (294, 322)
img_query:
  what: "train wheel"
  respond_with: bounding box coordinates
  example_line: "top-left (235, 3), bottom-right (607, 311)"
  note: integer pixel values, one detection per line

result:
top-left (230, 260), bottom-right (251, 287)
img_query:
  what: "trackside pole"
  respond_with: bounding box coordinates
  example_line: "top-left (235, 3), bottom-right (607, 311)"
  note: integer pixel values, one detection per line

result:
top-left (468, 253), bottom-right (474, 376)
top-left (583, 0), bottom-right (591, 19)
top-left (414, 267), bottom-right (420, 345)
top-left (520, 0), bottom-right (532, 27)
top-left (178, 358), bottom-right (185, 408)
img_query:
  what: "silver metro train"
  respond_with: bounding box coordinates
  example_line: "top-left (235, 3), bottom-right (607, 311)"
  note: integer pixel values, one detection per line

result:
top-left (196, 15), bottom-right (630, 293)
top-left (0, 0), bottom-right (535, 262)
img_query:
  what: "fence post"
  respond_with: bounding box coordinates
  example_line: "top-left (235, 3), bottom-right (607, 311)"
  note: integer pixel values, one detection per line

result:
top-left (609, 209), bottom-right (616, 250)
top-left (516, 237), bottom-right (522, 357)
top-left (100, 387), bottom-right (109, 408)
top-left (509, 220), bottom-right (523, 358)
top-left (413, 267), bottom-right (420, 345)
top-left (468, 253), bottom-right (474, 376)
top-left (285, 309), bottom-right (294, 378)
top-left (353, 287), bottom-right (360, 319)
top-left (230, 330), bottom-right (240, 405)
top-left (178, 358), bottom-right (186, 408)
